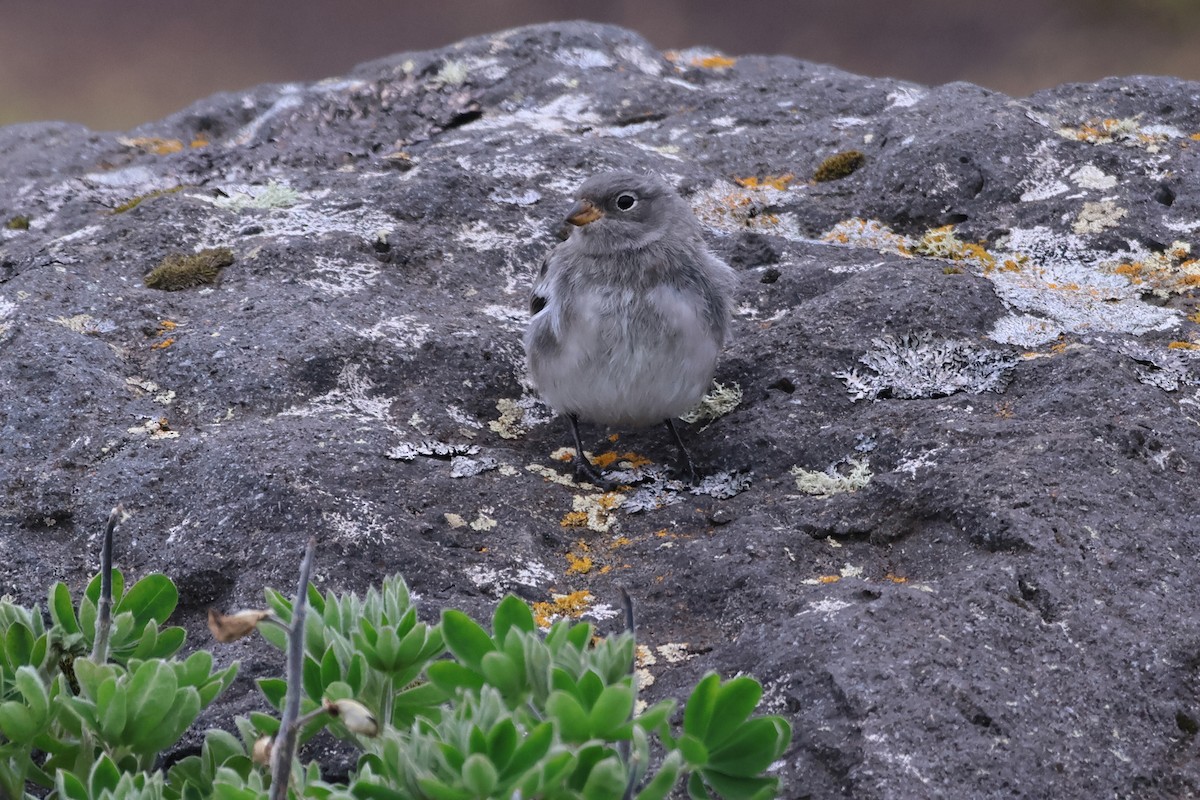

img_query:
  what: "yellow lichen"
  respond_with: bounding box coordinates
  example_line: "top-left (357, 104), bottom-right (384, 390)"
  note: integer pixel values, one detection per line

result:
top-left (150, 337), bottom-right (175, 350)
top-left (1168, 341), bottom-right (1200, 350)
top-left (5, 215), bottom-right (30, 230)
top-left (531, 590), bottom-right (593, 628)
top-left (818, 575), bottom-right (841, 584)
top-left (560, 511), bottom-right (590, 528)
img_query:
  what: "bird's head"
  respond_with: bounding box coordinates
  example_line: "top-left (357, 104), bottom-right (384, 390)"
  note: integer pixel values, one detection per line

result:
top-left (564, 172), bottom-right (693, 252)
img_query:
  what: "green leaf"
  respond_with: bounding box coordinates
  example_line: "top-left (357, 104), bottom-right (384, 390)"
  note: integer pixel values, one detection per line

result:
top-left (492, 595), bottom-right (535, 644)
top-left (149, 626), bottom-right (187, 659)
top-left (88, 754), bottom-right (122, 796)
top-left (706, 717), bottom-right (792, 776)
top-left (321, 647), bottom-right (341, 690)
top-left (50, 583), bottom-right (81, 635)
top-left (116, 575), bottom-right (178, 629)
top-left (180, 650), bottom-right (215, 687)
top-left (588, 684), bottom-right (634, 739)
top-left (0, 701), bottom-right (36, 742)
top-left (55, 770), bottom-right (89, 800)
top-left (676, 734), bottom-right (709, 769)
top-left (687, 771), bottom-right (714, 800)
top-left (480, 651), bottom-right (522, 698)
top-left (5, 622), bottom-right (34, 668)
top-left (634, 750), bottom-right (684, 800)
top-left (441, 610), bottom-right (495, 671)
top-left (126, 660), bottom-right (179, 735)
top-left (581, 755), bottom-right (627, 800)
top-left (545, 690), bottom-right (590, 743)
top-left (461, 753), bottom-right (498, 797)
top-left (577, 670), bottom-right (605, 709)
top-left (85, 570), bottom-right (125, 606)
top-left (565, 621), bottom-right (592, 649)
top-left (133, 686), bottom-right (201, 753)
top-left (683, 672), bottom-right (720, 740)
top-left (705, 677), bottom-right (763, 749)
top-left (303, 655), bottom-right (324, 702)
top-left (98, 677), bottom-right (128, 740)
top-left (427, 661), bottom-right (485, 696)
top-left (486, 718), bottom-right (518, 771)
top-left (415, 777), bottom-right (473, 800)
top-left (14, 666), bottom-right (48, 722)
top-left (257, 677), bottom-right (287, 710)
top-left (635, 699), bottom-right (676, 734)
top-left (698, 770), bottom-right (778, 800)
top-left (506, 720), bottom-right (552, 775)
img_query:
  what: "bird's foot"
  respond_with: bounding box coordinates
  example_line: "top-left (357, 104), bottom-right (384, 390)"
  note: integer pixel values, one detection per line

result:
top-left (573, 454), bottom-right (619, 491)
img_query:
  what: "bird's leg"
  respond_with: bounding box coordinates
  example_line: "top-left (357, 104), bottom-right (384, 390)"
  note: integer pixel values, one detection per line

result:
top-left (664, 418), bottom-right (698, 485)
top-left (568, 413), bottom-right (616, 489)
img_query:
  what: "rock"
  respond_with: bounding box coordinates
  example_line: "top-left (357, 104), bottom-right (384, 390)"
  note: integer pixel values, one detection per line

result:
top-left (2, 19), bottom-right (1200, 798)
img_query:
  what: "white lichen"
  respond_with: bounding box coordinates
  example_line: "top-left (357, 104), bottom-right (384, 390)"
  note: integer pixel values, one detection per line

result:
top-left (836, 332), bottom-right (1018, 401)
top-left (791, 459), bottom-right (872, 498)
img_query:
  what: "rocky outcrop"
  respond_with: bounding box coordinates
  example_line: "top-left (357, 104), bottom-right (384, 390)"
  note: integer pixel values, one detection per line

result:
top-left (2, 21), bottom-right (1199, 798)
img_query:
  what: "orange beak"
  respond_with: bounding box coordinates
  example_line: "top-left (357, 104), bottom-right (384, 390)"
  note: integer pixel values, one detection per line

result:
top-left (566, 199), bottom-right (604, 226)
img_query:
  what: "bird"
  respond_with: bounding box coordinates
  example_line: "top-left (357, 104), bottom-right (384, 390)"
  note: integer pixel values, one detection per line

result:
top-left (524, 171), bottom-right (737, 487)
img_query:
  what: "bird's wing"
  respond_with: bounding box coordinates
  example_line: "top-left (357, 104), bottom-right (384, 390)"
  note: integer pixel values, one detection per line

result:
top-left (529, 251), bottom-right (556, 315)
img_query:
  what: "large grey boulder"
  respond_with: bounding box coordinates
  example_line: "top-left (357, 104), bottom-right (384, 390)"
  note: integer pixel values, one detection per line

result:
top-left (2, 20), bottom-right (1199, 798)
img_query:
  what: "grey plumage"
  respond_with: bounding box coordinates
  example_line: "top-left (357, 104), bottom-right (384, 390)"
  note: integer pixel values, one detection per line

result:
top-left (524, 171), bottom-right (736, 483)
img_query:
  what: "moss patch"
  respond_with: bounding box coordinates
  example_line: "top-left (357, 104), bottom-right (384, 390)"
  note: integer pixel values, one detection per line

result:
top-left (144, 247), bottom-right (234, 291)
top-left (813, 150), bottom-right (865, 182)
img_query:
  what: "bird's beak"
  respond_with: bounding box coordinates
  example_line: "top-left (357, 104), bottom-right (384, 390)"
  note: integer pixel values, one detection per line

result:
top-left (566, 199), bottom-right (604, 226)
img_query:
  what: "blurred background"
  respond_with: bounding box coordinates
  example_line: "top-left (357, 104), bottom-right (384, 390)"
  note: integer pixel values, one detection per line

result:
top-left (4, 0), bottom-right (1200, 131)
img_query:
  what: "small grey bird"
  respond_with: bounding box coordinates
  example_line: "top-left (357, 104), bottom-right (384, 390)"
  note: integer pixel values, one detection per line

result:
top-left (524, 171), bottom-right (737, 486)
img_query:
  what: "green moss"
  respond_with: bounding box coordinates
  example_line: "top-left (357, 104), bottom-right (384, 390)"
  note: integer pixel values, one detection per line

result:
top-left (111, 185), bottom-right (185, 215)
top-left (5, 215), bottom-right (30, 230)
top-left (144, 247), bottom-right (234, 291)
top-left (813, 150), bottom-right (865, 183)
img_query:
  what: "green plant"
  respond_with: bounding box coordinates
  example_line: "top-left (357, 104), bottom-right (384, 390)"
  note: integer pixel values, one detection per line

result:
top-left (0, 507), bottom-right (238, 798)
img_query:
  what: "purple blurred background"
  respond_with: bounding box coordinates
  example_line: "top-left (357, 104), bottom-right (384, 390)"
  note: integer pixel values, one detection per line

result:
top-left (4, 0), bottom-right (1199, 130)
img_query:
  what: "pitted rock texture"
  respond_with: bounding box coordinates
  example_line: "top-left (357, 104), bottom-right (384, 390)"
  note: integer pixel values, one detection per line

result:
top-left (2, 21), bottom-right (1200, 799)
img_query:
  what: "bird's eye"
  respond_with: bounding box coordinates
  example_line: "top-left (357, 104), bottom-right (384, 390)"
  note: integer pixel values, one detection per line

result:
top-left (615, 193), bottom-right (637, 211)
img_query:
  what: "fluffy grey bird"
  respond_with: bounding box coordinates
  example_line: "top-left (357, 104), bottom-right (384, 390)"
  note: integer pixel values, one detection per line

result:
top-left (524, 171), bottom-right (737, 486)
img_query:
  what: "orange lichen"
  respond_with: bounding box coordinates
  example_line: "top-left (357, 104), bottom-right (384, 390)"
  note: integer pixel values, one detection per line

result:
top-left (120, 136), bottom-right (185, 155)
top-left (151, 337), bottom-right (175, 350)
top-left (531, 590), bottom-right (593, 628)
top-left (565, 540), bottom-right (594, 575)
top-left (611, 536), bottom-right (633, 548)
top-left (591, 451), bottom-right (652, 469)
top-left (885, 573), bottom-right (909, 584)
top-left (735, 174), bottom-right (795, 191)
top-left (607, 433), bottom-right (620, 442)
top-left (566, 552), bottom-right (593, 575)
top-left (1168, 341), bottom-right (1200, 350)
top-left (1188, 311), bottom-right (1200, 324)
top-left (190, 135), bottom-right (210, 148)
top-left (692, 55), bottom-right (736, 69)
top-left (818, 575), bottom-right (841, 584)
top-left (560, 511), bottom-right (589, 528)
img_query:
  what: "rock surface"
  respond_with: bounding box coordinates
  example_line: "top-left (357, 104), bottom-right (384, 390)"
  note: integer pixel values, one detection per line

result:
top-left (2, 20), bottom-right (1200, 798)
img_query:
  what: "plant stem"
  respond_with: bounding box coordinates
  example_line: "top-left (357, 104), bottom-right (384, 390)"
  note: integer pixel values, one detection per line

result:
top-left (91, 504), bottom-right (123, 664)
top-left (268, 536), bottom-right (317, 800)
